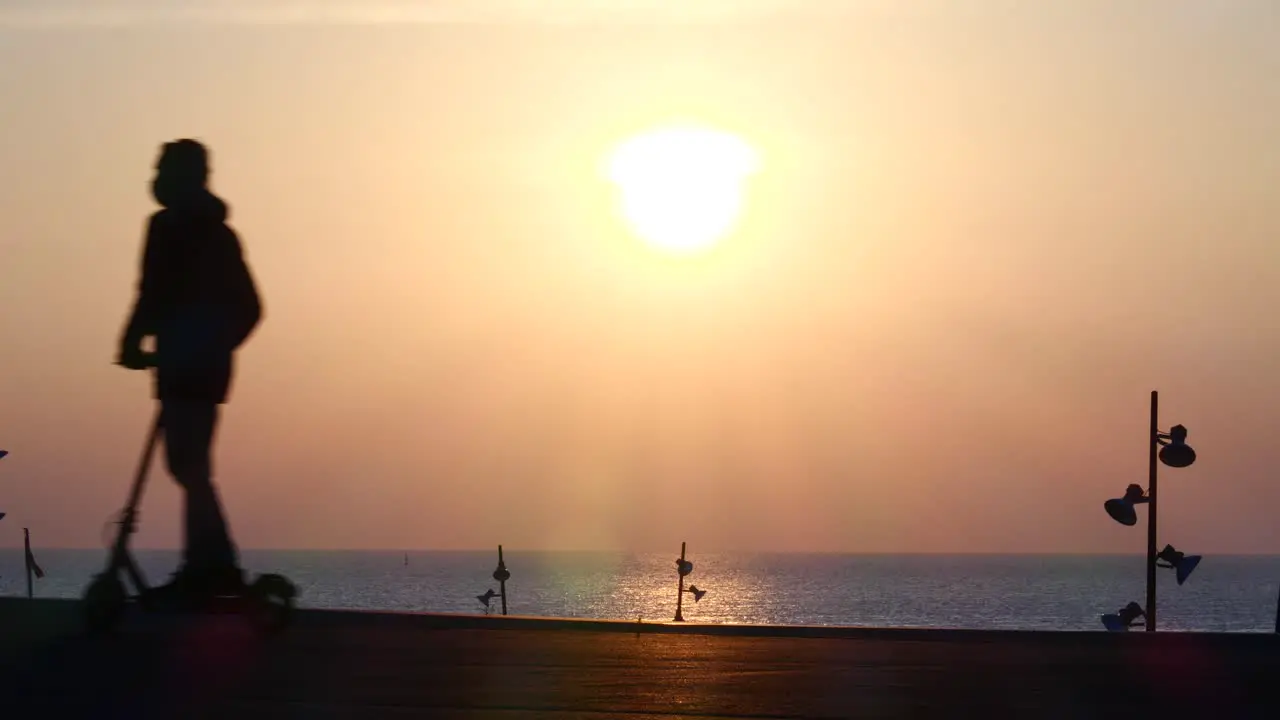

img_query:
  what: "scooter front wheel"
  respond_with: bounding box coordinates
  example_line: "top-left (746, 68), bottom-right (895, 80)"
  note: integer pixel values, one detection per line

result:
top-left (82, 572), bottom-right (127, 634)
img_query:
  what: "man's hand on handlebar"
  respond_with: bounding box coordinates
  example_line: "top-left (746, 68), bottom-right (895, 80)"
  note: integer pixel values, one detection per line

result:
top-left (117, 344), bottom-right (156, 370)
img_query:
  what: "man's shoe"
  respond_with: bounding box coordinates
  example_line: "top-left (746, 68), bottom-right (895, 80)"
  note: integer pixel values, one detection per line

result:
top-left (199, 565), bottom-right (248, 596)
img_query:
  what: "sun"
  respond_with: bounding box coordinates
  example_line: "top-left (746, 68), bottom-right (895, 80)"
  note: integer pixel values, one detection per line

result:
top-left (605, 125), bottom-right (760, 256)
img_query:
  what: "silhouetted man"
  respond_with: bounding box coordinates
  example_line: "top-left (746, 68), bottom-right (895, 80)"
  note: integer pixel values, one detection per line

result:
top-left (118, 139), bottom-right (262, 604)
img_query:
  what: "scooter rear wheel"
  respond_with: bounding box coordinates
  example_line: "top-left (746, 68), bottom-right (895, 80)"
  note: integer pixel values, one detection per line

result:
top-left (83, 573), bottom-right (127, 634)
top-left (245, 573), bottom-right (297, 634)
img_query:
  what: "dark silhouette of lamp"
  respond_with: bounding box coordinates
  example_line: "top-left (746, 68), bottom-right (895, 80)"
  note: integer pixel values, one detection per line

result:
top-left (1156, 544), bottom-right (1202, 586)
top-left (476, 545), bottom-right (510, 615)
top-left (1157, 425), bottom-right (1196, 469)
top-left (685, 585), bottom-right (707, 603)
top-left (1104, 484), bottom-right (1150, 527)
top-left (1098, 391), bottom-right (1201, 632)
top-left (0, 450), bottom-right (8, 460)
top-left (1101, 601), bottom-right (1146, 632)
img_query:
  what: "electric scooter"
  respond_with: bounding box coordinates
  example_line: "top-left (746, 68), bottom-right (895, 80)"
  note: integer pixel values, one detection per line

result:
top-left (81, 397), bottom-right (297, 635)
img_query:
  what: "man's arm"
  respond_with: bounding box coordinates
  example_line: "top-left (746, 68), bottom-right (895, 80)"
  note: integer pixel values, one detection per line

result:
top-left (119, 215), bottom-right (164, 355)
top-left (224, 228), bottom-right (262, 349)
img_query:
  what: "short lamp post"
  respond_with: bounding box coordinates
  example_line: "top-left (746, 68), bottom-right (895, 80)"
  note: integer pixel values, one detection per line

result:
top-left (1101, 390), bottom-right (1200, 632)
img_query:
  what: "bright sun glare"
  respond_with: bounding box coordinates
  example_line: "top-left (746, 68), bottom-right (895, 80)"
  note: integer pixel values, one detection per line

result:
top-left (606, 126), bottom-right (760, 256)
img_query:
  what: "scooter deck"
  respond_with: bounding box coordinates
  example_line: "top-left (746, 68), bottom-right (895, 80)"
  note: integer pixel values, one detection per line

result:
top-left (136, 592), bottom-right (259, 614)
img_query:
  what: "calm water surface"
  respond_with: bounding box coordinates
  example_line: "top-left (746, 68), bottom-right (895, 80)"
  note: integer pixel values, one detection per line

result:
top-left (3, 550), bottom-right (1277, 632)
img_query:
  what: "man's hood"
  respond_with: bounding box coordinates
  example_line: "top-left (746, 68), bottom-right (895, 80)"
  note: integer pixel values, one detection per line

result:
top-left (154, 182), bottom-right (229, 224)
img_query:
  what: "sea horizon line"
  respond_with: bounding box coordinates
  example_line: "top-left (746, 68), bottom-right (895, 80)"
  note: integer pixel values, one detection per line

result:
top-left (7, 547), bottom-right (1280, 557)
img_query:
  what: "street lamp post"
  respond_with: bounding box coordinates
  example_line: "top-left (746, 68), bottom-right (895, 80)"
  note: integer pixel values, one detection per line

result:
top-left (672, 542), bottom-right (708, 622)
top-left (1102, 390), bottom-right (1199, 632)
top-left (476, 545), bottom-right (511, 616)
top-left (1145, 391), bottom-right (1159, 631)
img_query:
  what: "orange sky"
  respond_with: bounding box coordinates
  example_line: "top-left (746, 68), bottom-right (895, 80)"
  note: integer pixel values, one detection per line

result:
top-left (2, 1), bottom-right (1278, 553)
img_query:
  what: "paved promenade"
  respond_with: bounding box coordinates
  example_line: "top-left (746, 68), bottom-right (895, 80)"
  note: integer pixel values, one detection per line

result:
top-left (3, 597), bottom-right (1279, 718)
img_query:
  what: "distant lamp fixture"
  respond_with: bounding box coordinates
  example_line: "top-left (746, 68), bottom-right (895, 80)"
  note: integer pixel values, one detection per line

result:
top-left (1104, 484), bottom-right (1150, 527)
top-left (1101, 601), bottom-right (1146, 632)
top-left (673, 542), bottom-right (708, 622)
top-left (1157, 424), bottom-right (1196, 469)
top-left (476, 545), bottom-right (511, 615)
top-left (0, 449), bottom-right (8, 460)
top-left (1156, 544), bottom-right (1202, 586)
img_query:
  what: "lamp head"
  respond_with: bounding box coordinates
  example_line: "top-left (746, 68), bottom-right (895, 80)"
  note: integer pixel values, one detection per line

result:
top-left (1100, 601), bottom-right (1145, 631)
top-left (676, 559), bottom-right (694, 577)
top-left (493, 562), bottom-right (510, 583)
top-left (1156, 544), bottom-right (1202, 585)
top-left (0, 450), bottom-right (8, 460)
top-left (687, 585), bottom-right (707, 602)
top-left (1104, 485), bottom-right (1149, 526)
top-left (1158, 425), bottom-right (1196, 468)
top-left (477, 588), bottom-right (499, 607)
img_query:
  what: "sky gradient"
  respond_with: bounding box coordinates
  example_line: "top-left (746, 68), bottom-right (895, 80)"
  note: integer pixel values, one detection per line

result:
top-left (2, 0), bottom-right (1278, 553)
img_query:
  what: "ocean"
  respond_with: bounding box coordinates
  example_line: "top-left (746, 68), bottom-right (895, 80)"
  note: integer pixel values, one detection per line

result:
top-left (2, 550), bottom-right (1278, 632)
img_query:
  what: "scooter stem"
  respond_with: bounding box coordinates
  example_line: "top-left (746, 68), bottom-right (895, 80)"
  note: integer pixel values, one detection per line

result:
top-left (102, 409), bottom-right (164, 595)
top-left (122, 410), bottom-right (164, 522)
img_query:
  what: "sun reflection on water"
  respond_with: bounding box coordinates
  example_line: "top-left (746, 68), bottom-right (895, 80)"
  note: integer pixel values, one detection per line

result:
top-left (566, 553), bottom-right (777, 624)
